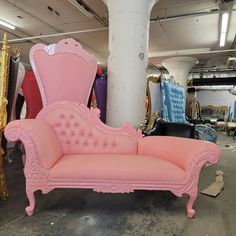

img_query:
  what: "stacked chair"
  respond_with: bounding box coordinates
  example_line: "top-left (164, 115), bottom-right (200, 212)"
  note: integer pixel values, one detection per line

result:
top-left (144, 76), bottom-right (195, 139)
top-left (144, 76), bottom-right (217, 142)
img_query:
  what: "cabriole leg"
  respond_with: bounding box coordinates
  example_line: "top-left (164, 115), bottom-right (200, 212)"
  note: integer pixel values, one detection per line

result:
top-left (186, 188), bottom-right (198, 218)
top-left (25, 188), bottom-right (36, 216)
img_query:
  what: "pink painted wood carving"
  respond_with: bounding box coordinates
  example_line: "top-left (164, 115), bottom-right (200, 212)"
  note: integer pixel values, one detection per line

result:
top-left (29, 38), bottom-right (97, 107)
top-left (4, 102), bottom-right (220, 218)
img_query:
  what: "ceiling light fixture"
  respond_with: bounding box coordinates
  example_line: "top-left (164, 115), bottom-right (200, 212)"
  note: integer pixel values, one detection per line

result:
top-left (227, 57), bottom-right (236, 61)
top-left (68, 0), bottom-right (94, 18)
top-left (219, 12), bottom-right (229, 47)
top-left (0, 19), bottom-right (16, 30)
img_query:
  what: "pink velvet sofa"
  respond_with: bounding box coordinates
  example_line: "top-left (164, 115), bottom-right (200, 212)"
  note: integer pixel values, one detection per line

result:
top-left (4, 101), bottom-right (220, 218)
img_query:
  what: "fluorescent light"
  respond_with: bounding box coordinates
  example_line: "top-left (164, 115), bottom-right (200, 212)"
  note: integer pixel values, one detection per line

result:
top-left (219, 12), bottom-right (229, 47)
top-left (220, 32), bottom-right (226, 47)
top-left (0, 19), bottom-right (16, 30)
top-left (68, 0), bottom-right (94, 18)
top-left (228, 57), bottom-right (236, 61)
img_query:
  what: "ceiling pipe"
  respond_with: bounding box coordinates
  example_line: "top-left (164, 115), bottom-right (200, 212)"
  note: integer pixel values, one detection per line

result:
top-left (3, 7), bottom-right (236, 44)
top-left (150, 8), bottom-right (236, 23)
top-left (2, 7), bottom-right (236, 46)
top-left (68, 0), bottom-right (108, 26)
top-left (1, 27), bottom-right (108, 43)
top-left (149, 48), bottom-right (236, 58)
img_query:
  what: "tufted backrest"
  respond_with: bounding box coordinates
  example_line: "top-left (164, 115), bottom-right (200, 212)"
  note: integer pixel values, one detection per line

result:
top-left (37, 102), bottom-right (142, 155)
top-left (162, 80), bottom-right (186, 123)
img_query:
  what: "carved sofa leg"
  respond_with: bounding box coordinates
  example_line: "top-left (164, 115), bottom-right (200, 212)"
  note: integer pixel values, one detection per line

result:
top-left (25, 188), bottom-right (36, 216)
top-left (186, 188), bottom-right (198, 218)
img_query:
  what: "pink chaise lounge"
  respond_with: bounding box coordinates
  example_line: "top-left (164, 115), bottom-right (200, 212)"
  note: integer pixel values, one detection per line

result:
top-left (4, 101), bottom-right (220, 218)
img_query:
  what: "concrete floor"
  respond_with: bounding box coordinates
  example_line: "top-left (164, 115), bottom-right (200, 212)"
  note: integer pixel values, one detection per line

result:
top-left (0, 131), bottom-right (235, 236)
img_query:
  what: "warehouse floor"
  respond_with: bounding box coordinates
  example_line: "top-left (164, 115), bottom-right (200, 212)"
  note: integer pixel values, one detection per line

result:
top-left (0, 131), bottom-right (235, 236)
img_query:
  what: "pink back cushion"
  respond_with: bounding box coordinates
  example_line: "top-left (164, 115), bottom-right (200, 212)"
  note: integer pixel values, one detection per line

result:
top-left (37, 102), bottom-right (141, 155)
top-left (30, 38), bottom-right (97, 107)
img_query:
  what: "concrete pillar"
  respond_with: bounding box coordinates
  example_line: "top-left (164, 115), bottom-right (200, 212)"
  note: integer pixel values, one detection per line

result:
top-left (162, 57), bottom-right (198, 92)
top-left (103, 0), bottom-right (158, 127)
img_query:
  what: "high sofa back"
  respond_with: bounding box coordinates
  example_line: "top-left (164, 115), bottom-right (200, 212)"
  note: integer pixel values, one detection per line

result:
top-left (30, 38), bottom-right (97, 107)
top-left (37, 102), bottom-right (142, 155)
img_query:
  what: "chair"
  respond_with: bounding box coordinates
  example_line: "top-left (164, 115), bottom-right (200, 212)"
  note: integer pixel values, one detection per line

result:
top-left (10, 62), bottom-right (25, 121)
top-left (4, 61), bottom-right (25, 163)
top-left (94, 72), bottom-right (107, 123)
top-left (144, 117), bottom-right (196, 139)
top-left (5, 101), bottom-right (220, 218)
top-left (30, 38), bottom-right (97, 107)
top-left (21, 71), bottom-right (43, 119)
top-left (4, 38), bottom-right (221, 218)
top-left (146, 76), bottom-right (162, 124)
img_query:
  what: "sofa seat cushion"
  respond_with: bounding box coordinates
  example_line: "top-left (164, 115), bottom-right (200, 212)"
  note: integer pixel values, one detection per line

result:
top-left (49, 154), bottom-right (186, 183)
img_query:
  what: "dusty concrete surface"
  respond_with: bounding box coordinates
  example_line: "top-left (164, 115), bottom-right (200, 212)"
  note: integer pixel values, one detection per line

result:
top-left (0, 131), bottom-right (235, 236)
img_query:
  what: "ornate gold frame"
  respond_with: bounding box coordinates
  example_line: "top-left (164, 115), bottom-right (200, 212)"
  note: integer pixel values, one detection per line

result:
top-left (200, 105), bottom-right (229, 119)
top-left (0, 33), bottom-right (10, 200)
top-left (146, 76), bottom-right (161, 125)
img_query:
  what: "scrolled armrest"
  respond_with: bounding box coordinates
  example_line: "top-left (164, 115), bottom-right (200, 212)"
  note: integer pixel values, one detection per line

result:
top-left (138, 136), bottom-right (220, 171)
top-left (5, 119), bottom-right (62, 170)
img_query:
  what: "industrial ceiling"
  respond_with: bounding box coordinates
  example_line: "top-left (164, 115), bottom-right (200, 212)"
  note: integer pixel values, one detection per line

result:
top-left (0, 0), bottom-right (235, 72)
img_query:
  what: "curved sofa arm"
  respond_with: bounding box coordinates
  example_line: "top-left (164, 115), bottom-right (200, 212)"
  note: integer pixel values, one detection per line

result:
top-left (138, 136), bottom-right (220, 172)
top-left (4, 119), bottom-right (62, 172)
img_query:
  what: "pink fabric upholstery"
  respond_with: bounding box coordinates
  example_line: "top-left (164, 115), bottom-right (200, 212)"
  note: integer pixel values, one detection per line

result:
top-left (138, 136), bottom-right (220, 171)
top-left (4, 102), bottom-right (220, 218)
top-left (50, 154), bottom-right (186, 182)
top-left (30, 38), bottom-right (97, 107)
top-left (5, 119), bottom-right (62, 170)
top-left (37, 103), bottom-right (138, 155)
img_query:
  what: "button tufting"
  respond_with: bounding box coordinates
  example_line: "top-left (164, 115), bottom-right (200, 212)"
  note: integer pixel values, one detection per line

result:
top-left (61, 131), bottom-right (66, 136)
top-left (84, 141), bottom-right (88, 146)
top-left (75, 140), bottom-right (79, 144)
top-left (60, 114), bottom-right (65, 119)
top-left (74, 122), bottom-right (79, 127)
top-left (80, 130), bottom-right (84, 135)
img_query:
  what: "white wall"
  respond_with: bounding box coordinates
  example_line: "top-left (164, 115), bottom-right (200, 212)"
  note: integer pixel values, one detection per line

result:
top-left (196, 90), bottom-right (235, 107)
top-left (196, 90), bottom-right (236, 117)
